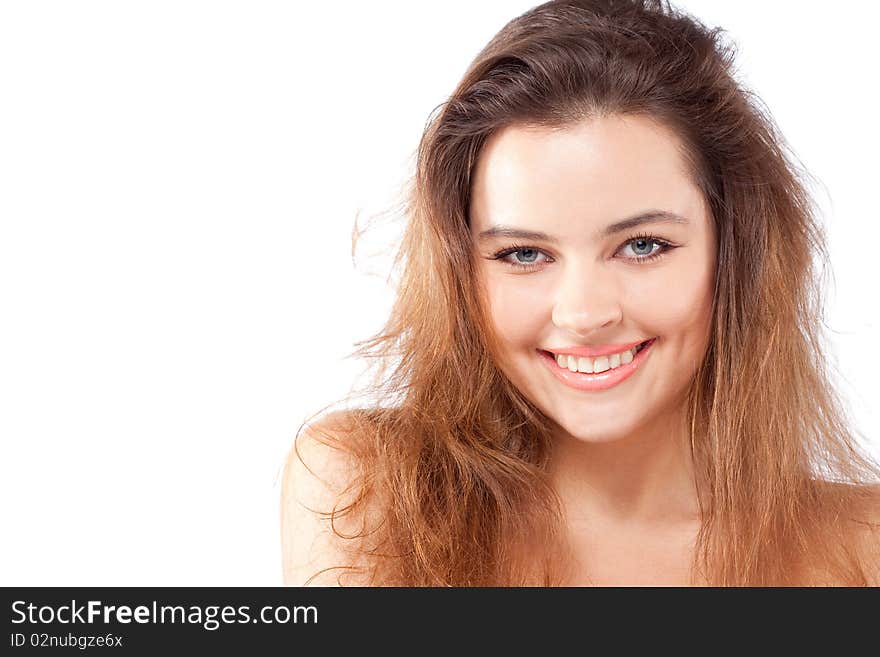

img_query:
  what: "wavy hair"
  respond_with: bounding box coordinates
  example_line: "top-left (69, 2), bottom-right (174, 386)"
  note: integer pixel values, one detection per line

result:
top-left (293, 0), bottom-right (880, 586)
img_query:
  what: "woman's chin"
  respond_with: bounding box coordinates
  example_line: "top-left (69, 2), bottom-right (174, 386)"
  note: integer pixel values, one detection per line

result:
top-left (552, 417), bottom-right (643, 445)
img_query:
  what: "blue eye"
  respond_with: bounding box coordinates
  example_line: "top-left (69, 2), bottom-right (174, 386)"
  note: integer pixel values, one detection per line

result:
top-left (621, 237), bottom-right (662, 258)
top-left (491, 246), bottom-right (551, 270)
top-left (510, 248), bottom-right (542, 264)
top-left (488, 234), bottom-right (676, 272)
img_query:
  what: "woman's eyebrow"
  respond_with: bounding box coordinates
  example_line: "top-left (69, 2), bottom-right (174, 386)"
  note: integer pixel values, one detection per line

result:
top-left (477, 210), bottom-right (689, 243)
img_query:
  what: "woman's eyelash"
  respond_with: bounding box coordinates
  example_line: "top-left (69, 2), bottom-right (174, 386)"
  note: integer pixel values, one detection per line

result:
top-left (487, 233), bottom-right (676, 271)
top-left (617, 233), bottom-right (676, 263)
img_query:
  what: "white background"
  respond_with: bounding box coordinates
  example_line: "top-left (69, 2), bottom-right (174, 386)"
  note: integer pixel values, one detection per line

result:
top-left (0, 1), bottom-right (876, 585)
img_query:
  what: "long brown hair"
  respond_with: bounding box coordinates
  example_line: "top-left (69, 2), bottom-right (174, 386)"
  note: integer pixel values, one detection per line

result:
top-left (295, 0), bottom-right (880, 586)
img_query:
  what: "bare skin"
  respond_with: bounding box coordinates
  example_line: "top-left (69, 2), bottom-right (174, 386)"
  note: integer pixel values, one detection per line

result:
top-left (469, 114), bottom-right (717, 585)
top-left (282, 113), bottom-right (880, 586)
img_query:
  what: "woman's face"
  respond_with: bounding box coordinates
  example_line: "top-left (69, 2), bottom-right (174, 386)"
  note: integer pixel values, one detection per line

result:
top-left (469, 114), bottom-right (716, 444)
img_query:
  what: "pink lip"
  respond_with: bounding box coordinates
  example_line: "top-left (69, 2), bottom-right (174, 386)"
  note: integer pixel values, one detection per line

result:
top-left (537, 338), bottom-right (656, 392)
top-left (543, 339), bottom-right (649, 358)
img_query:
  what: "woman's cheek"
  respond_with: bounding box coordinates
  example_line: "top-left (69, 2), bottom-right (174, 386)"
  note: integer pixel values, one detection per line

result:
top-left (626, 253), bottom-right (713, 326)
top-left (487, 274), bottom-right (549, 347)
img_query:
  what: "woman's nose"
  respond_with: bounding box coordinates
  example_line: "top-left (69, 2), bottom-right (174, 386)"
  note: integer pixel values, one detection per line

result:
top-left (551, 262), bottom-right (623, 339)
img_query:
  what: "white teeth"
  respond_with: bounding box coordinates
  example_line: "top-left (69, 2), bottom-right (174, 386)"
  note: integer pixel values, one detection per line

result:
top-left (592, 356), bottom-right (610, 373)
top-left (551, 343), bottom-right (642, 374)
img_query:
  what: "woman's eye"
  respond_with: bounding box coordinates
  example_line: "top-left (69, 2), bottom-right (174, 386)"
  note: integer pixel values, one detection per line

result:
top-left (620, 237), bottom-right (662, 258)
top-left (509, 248), bottom-right (544, 265)
top-left (489, 246), bottom-right (552, 271)
top-left (490, 237), bottom-right (672, 271)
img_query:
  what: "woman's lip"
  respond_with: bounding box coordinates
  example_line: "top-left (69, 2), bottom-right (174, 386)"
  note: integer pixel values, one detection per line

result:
top-left (543, 338), bottom-right (648, 358)
top-left (537, 338), bottom-right (656, 392)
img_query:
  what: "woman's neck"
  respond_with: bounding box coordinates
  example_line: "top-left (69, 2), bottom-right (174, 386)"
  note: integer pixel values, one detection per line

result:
top-left (546, 405), bottom-right (701, 531)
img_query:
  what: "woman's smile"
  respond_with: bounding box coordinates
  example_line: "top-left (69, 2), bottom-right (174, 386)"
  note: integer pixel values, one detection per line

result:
top-left (537, 338), bottom-right (657, 392)
top-left (470, 113), bottom-right (716, 444)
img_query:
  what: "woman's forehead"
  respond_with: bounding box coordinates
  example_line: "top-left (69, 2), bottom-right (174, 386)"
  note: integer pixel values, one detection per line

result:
top-left (469, 114), bottom-right (706, 240)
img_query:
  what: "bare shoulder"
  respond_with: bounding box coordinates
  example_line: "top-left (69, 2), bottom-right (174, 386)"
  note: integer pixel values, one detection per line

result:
top-left (280, 410), bottom-right (378, 586)
top-left (850, 483), bottom-right (880, 586)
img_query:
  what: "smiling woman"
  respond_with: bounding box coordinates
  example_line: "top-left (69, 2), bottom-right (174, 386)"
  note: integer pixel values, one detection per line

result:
top-left (281, 0), bottom-right (880, 586)
top-left (471, 116), bottom-right (716, 422)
